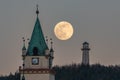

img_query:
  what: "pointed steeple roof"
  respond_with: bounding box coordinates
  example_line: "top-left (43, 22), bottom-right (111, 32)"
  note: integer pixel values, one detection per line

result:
top-left (27, 5), bottom-right (48, 56)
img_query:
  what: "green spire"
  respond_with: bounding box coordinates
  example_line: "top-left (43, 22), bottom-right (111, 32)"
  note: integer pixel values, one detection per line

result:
top-left (27, 6), bottom-right (48, 56)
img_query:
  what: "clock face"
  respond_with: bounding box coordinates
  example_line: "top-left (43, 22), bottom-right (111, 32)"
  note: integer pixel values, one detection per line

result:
top-left (32, 58), bottom-right (39, 65)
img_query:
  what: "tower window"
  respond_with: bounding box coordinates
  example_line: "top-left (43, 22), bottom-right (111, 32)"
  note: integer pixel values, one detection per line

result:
top-left (33, 47), bottom-right (39, 56)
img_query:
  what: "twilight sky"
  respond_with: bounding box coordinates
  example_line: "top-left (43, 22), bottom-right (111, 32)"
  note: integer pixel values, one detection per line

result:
top-left (0, 0), bottom-right (120, 75)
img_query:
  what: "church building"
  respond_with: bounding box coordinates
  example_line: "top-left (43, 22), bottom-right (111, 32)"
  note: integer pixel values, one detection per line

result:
top-left (19, 5), bottom-right (55, 80)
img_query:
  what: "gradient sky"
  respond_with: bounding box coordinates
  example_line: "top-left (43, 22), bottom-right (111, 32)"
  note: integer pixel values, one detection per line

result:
top-left (0, 0), bottom-right (120, 75)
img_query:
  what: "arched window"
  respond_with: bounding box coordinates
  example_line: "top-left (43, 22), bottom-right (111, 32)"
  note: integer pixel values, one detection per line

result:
top-left (33, 47), bottom-right (38, 56)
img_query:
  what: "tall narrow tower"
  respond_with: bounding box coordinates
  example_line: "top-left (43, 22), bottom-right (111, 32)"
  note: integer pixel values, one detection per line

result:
top-left (19, 5), bottom-right (55, 80)
top-left (81, 42), bottom-right (90, 65)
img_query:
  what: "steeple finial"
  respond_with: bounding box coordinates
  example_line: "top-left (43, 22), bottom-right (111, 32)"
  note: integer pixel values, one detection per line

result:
top-left (50, 38), bottom-right (54, 52)
top-left (36, 4), bottom-right (39, 16)
top-left (45, 36), bottom-right (48, 45)
top-left (50, 38), bottom-right (53, 48)
top-left (22, 37), bottom-right (26, 50)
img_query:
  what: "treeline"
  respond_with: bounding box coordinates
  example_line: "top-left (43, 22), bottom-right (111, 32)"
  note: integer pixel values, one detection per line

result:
top-left (0, 64), bottom-right (120, 80)
top-left (0, 72), bottom-right (20, 80)
top-left (53, 64), bottom-right (120, 80)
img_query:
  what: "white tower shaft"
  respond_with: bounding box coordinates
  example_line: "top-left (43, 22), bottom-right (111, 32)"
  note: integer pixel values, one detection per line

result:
top-left (81, 42), bottom-right (90, 65)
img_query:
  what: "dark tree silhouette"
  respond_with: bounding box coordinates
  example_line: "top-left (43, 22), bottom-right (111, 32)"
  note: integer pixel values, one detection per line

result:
top-left (53, 64), bottom-right (120, 80)
top-left (0, 64), bottom-right (120, 80)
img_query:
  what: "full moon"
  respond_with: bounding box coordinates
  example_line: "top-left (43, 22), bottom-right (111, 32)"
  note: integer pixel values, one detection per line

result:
top-left (54, 21), bottom-right (74, 40)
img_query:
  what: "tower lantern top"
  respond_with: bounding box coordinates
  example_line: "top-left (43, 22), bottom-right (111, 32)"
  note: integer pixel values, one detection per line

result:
top-left (83, 42), bottom-right (89, 45)
top-left (82, 41), bottom-right (90, 51)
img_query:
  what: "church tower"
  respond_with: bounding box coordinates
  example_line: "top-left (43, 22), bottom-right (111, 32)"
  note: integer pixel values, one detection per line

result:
top-left (19, 5), bottom-right (55, 80)
top-left (81, 42), bottom-right (90, 65)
